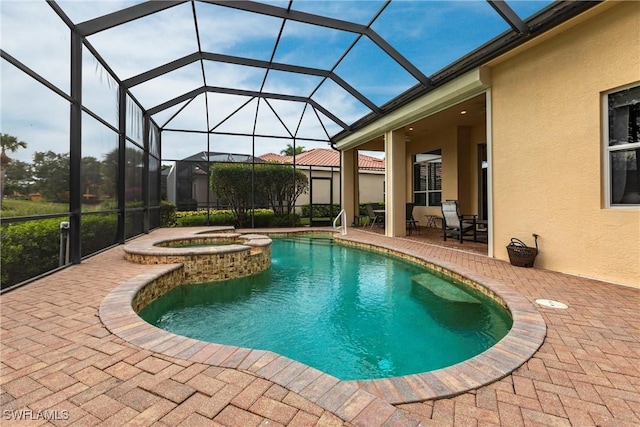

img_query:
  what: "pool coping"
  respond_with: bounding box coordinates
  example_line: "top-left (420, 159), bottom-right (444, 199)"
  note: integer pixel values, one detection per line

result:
top-left (123, 227), bottom-right (271, 257)
top-left (99, 228), bottom-right (546, 411)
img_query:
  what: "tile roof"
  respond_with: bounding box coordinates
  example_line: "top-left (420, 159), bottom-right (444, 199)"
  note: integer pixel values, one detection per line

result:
top-left (259, 152), bottom-right (290, 163)
top-left (259, 148), bottom-right (384, 170)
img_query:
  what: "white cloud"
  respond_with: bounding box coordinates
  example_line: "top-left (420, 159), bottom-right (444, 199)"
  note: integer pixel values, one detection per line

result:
top-left (85, 2), bottom-right (199, 80)
top-left (0, 60), bottom-right (70, 163)
top-left (4, 0), bottom-right (457, 166)
top-left (1, 1), bottom-right (71, 92)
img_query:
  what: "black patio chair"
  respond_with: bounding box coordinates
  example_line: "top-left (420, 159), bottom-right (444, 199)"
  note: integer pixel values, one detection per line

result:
top-left (441, 200), bottom-right (476, 243)
top-left (406, 202), bottom-right (420, 235)
top-left (365, 204), bottom-right (384, 229)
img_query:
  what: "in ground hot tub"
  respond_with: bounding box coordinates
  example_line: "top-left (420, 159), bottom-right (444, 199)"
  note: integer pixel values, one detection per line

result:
top-left (123, 232), bottom-right (271, 284)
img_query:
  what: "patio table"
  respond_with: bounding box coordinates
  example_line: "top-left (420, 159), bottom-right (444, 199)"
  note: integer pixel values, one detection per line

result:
top-left (424, 214), bottom-right (441, 228)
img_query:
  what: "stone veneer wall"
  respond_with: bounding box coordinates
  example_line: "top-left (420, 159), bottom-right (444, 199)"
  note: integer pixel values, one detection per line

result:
top-left (125, 246), bottom-right (271, 285)
top-left (124, 232), bottom-right (272, 312)
top-left (131, 266), bottom-right (184, 313)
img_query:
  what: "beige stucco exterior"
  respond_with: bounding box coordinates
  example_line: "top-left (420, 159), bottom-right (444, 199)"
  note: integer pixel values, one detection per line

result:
top-left (338, 1), bottom-right (639, 288)
top-left (489, 1), bottom-right (639, 287)
top-left (293, 167), bottom-right (384, 207)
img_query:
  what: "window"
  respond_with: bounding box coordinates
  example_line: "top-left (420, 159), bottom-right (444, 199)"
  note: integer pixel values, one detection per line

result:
top-left (413, 149), bottom-right (442, 206)
top-left (606, 85), bottom-right (640, 206)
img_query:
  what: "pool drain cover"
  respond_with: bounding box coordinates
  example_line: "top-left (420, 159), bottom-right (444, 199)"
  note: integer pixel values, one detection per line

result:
top-left (535, 299), bottom-right (568, 309)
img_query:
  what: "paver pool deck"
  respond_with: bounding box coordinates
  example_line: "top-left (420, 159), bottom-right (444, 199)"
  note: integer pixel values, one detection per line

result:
top-left (1, 227), bottom-right (638, 426)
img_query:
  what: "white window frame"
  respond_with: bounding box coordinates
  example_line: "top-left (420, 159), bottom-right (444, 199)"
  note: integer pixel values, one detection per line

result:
top-left (603, 83), bottom-right (640, 208)
top-left (413, 151), bottom-right (442, 207)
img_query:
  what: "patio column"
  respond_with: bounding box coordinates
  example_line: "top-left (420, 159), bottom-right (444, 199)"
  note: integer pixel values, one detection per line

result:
top-left (385, 129), bottom-right (406, 237)
top-left (341, 149), bottom-right (358, 226)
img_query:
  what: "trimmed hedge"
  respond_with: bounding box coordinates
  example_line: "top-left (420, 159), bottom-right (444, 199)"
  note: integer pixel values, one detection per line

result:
top-left (174, 209), bottom-right (300, 227)
top-left (1, 219), bottom-right (60, 289)
top-left (300, 203), bottom-right (341, 218)
top-left (0, 214), bottom-right (119, 289)
top-left (296, 203), bottom-right (385, 220)
top-left (81, 214), bottom-right (119, 256)
top-left (176, 209), bottom-right (300, 227)
top-left (176, 210), bottom-right (235, 227)
top-left (160, 200), bottom-right (177, 227)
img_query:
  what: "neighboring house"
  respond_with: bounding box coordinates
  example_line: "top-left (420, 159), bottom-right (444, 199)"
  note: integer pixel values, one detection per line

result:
top-left (167, 148), bottom-right (386, 213)
top-left (335, 2), bottom-right (639, 287)
top-left (165, 151), bottom-right (265, 210)
top-left (259, 148), bottom-right (385, 208)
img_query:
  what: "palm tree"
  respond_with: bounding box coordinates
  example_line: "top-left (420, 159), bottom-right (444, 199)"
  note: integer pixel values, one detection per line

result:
top-left (280, 144), bottom-right (305, 156)
top-left (1, 133), bottom-right (28, 207)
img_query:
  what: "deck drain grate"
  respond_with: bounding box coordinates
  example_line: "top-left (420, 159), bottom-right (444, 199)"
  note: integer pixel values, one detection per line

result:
top-left (535, 299), bottom-right (568, 309)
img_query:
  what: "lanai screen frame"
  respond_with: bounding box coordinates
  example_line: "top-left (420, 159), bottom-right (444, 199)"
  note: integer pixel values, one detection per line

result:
top-left (0, 0), bottom-right (600, 292)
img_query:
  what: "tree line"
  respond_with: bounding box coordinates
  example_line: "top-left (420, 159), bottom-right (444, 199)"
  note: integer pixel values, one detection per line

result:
top-left (1, 134), bottom-right (143, 205)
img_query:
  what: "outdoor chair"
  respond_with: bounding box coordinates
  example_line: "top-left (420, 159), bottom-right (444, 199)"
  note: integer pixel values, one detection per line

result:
top-left (365, 204), bottom-right (384, 229)
top-left (406, 202), bottom-right (420, 235)
top-left (441, 200), bottom-right (476, 243)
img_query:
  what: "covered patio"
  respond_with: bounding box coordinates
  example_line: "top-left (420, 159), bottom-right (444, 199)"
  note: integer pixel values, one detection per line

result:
top-left (362, 222), bottom-right (489, 257)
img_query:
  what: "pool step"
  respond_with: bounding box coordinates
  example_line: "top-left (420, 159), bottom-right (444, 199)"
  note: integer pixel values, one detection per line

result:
top-left (411, 274), bottom-right (481, 304)
top-left (277, 237), bottom-right (335, 246)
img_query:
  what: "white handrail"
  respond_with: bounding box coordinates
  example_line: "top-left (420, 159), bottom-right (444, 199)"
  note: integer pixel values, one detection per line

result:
top-left (333, 209), bottom-right (347, 235)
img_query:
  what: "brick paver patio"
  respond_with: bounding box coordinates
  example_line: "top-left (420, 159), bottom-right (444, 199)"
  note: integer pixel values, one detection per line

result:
top-left (1, 227), bottom-right (638, 426)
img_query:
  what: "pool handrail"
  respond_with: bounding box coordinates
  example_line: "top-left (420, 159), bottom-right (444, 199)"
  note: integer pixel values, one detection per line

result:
top-left (333, 209), bottom-right (347, 235)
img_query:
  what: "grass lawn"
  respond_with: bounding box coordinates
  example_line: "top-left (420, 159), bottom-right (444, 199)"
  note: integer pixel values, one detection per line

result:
top-left (0, 199), bottom-right (110, 218)
top-left (1, 199), bottom-right (69, 217)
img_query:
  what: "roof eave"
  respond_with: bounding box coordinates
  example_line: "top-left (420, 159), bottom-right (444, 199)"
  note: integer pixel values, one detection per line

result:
top-left (332, 0), bottom-right (602, 144)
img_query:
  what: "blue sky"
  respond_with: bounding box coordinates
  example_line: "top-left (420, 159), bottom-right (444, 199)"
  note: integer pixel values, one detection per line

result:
top-left (1, 0), bottom-right (552, 163)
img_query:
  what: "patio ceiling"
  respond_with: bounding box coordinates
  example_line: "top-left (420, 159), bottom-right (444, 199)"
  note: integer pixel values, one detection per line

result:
top-left (3, 1), bottom-right (599, 158)
top-left (356, 93), bottom-right (488, 152)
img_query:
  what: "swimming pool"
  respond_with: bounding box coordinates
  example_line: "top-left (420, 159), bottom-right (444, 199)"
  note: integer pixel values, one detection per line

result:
top-left (139, 235), bottom-right (512, 380)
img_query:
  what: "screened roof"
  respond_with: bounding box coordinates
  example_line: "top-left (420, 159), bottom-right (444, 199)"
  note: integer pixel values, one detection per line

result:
top-left (1, 0), bottom-right (597, 160)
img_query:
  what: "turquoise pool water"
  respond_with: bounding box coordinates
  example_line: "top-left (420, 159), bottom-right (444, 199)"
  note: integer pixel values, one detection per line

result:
top-left (140, 236), bottom-right (512, 380)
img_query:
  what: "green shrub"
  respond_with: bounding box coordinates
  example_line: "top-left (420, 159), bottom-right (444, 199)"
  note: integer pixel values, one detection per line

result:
top-left (125, 210), bottom-right (145, 239)
top-left (176, 209), bottom-right (236, 227)
top-left (1, 218), bottom-right (61, 289)
top-left (81, 214), bottom-right (119, 256)
top-left (300, 203), bottom-right (341, 218)
top-left (175, 209), bottom-right (278, 228)
top-left (1, 215), bottom-right (121, 289)
top-left (160, 200), bottom-right (177, 227)
top-left (252, 209), bottom-right (276, 227)
top-left (176, 215), bottom-right (208, 227)
top-left (270, 213), bottom-right (301, 227)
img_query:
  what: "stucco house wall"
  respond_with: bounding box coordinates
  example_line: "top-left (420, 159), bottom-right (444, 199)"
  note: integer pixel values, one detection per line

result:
top-left (294, 168), bottom-right (384, 207)
top-left (489, 1), bottom-right (639, 287)
top-left (359, 170), bottom-right (385, 204)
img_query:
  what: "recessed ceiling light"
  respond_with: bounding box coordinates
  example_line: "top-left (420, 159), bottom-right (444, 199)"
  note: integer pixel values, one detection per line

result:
top-left (460, 110), bottom-right (467, 115)
top-left (408, 127), bottom-right (414, 131)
